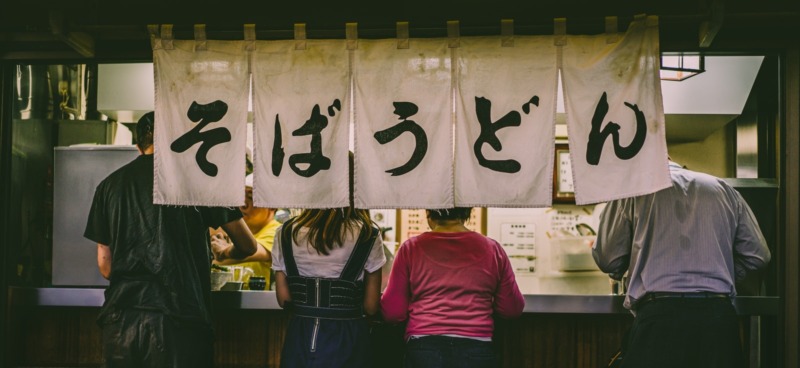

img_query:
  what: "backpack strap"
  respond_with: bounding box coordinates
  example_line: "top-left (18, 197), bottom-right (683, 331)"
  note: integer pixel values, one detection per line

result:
top-left (280, 219), bottom-right (300, 277)
top-left (339, 226), bottom-right (380, 282)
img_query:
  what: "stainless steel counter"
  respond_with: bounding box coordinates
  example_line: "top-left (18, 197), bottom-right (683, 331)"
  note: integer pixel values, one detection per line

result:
top-left (8, 287), bottom-right (779, 316)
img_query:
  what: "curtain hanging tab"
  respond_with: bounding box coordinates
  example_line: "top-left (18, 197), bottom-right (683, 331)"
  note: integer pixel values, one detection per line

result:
top-left (447, 20), bottom-right (460, 48)
top-left (346, 23), bottom-right (358, 50)
top-left (605, 16), bottom-right (619, 44)
top-left (647, 15), bottom-right (659, 27)
top-left (161, 24), bottom-right (174, 50)
top-left (396, 21), bottom-right (409, 49)
top-left (501, 19), bottom-right (514, 47)
top-left (194, 24), bottom-right (207, 51)
top-left (553, 18), bottom-right (566, 46)
top-left (244, 24), bottom-right (256, 51)
top-left (294, 23), bottom-right (307, 50)
top-left (148, 24), bottom-right (160, 50)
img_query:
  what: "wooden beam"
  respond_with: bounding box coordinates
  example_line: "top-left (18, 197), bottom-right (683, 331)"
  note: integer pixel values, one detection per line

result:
top-left (699, 0), bottom-right (724, 48)
top-left (0, 51), bottom-right (85, 60)
top-left (785, 47), bottom-right (800, 368)
top-left (0, 32), bottom-right (59, 42)
top-left (48, 11), bottom-right (94, 58)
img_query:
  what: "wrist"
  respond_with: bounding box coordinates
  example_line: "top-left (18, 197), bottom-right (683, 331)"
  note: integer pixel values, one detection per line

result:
top-left (216, 248), bottom-right (230, 262)
top-left (227, 245), bottom-right (244, 260)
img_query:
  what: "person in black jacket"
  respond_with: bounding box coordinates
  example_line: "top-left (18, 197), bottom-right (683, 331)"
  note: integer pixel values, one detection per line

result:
top-left (84, 111), bottom-right (257, 368)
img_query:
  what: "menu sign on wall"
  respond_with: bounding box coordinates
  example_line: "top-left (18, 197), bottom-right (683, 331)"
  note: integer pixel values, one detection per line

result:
top-left (549, 208), bottom-right (593, 236)
top-left (500, 222), bottom-right (537, 274)
top-left (396, 208), bottom-right (486, 245)
top-left (500, 223), bottom-right (535, 256)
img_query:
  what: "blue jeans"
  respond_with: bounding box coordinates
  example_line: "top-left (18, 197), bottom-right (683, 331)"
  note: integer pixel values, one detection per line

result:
top-left (405, 335), bottom-right (496, 368)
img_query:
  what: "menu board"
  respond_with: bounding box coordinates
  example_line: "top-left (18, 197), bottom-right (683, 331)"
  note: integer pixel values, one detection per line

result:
top-left (509, 256), bottom-right (537, 274)
top-left (396, 208), bottom-right (486, 245)
top-left (553, 144), bottom-right (575, 203)
top-left (549, 207), bottom-right (594, 236)
top-left (499, 223), bottom-right (535, 256)
top-left (500, 222), bottom-right (537, 274)
top-left (556, 150), bottom-right (574, 193)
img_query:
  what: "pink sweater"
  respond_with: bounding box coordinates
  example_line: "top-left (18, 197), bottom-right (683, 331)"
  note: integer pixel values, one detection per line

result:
top-left (380, 231), bottom-right (525, 340)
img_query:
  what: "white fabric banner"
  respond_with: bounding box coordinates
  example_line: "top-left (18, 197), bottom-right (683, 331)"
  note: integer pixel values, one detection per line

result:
top-left (354, 39), bottom-right (453, 209)
top-left (561, 15), bottom-right (671, 205)
top-left (153, 40), bottom-right (250, 206)
top-left (251, 40), bottom-right (350, 208)
top-left (455, 36), bottom-right (558, 207)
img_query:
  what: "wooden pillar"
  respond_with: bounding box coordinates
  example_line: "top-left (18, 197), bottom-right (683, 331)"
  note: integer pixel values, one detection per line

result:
top-left (1, 64), bottom-right (14, 368)
top-left (783, 47), bottom-right (800, 368)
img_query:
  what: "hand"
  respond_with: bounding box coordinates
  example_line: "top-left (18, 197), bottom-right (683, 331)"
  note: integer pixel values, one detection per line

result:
top-left (210, 233), bottom-right (232, 262)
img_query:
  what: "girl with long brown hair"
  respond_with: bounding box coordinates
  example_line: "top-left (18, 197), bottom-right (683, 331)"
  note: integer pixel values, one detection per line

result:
top-left (271, 187), bottom-right (385, 367)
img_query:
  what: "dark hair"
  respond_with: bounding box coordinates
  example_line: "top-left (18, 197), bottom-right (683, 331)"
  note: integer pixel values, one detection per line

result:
top-left (348, 151), bottom-right (354, 207)
top-left (427, 207), bottom-right (472, 222)
top-left (136, 111), bottom-right (155, 150)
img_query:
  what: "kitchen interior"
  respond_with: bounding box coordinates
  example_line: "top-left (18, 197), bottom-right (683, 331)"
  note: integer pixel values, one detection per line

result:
top-left (5, 52), bottom-right (780, 366)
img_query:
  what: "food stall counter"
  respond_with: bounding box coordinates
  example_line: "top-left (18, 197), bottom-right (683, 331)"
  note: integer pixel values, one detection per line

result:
top-left (8, 287), bottom-right (778, 316)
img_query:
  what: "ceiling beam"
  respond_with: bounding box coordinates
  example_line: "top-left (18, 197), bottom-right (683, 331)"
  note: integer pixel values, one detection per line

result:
top-left (49, 11), bottom-right (95, 58)
top-left (699, 0), bottom-right (724, 48)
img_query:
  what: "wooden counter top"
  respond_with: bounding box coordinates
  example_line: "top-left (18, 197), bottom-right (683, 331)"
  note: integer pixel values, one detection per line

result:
top-left (8, 287), bottom-right (779, 316)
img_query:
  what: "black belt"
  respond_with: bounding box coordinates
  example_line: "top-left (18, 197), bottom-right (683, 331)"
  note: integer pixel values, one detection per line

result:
top-left (290, 304), bottom-right (364, 320)
top-left (636, 292), bottom-right (730, 308)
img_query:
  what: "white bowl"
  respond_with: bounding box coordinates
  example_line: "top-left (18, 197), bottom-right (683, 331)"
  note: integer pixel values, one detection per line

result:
top-left (210, 271), bottom-right (233, 291)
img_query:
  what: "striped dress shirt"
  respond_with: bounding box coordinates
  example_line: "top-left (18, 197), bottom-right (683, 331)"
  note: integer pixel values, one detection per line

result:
top-left (593, 161), bottom-right (771, 310)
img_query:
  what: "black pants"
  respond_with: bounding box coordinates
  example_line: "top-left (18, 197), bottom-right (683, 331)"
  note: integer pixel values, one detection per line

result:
top-left (621, 297), bottom-right (744, 368)
top-left (405, 335), bottom-right (496, 368)
top-left (101, 309), bottom-right (213, 368)
top-left (280, 316), bottom-right (371, 368)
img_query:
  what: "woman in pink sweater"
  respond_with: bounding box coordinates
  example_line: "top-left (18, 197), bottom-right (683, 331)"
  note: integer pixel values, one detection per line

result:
top-left (380, 207), bottom-right (525, 368)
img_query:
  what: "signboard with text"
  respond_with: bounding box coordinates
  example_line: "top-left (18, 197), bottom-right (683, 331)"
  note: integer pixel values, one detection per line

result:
top-left (152, 16), bottom-right (668, 208)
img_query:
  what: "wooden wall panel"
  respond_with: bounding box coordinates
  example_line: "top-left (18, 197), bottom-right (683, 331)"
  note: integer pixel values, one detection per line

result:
top-left (494, 314), bottom-right (632, 368)
top-left (212, 310), bottom-right (289, 368)
top-left (8, 307), bottom-right (760, 368)
top-left (12, 307), bottom-right (103, 367)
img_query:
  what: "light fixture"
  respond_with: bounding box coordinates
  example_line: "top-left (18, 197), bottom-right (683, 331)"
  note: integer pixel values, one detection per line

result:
top-left (660, 52), bottom-right (705, 81)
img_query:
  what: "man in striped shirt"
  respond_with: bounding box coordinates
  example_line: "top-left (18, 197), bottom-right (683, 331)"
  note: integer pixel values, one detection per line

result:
top-left (593, 160), bottom-right (771, 368)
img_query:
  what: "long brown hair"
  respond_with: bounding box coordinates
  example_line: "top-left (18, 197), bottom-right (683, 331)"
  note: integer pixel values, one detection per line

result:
top-left (291, 151), bottom-right (375, 254)
top-left (291, 208), bottom-right (374, 255)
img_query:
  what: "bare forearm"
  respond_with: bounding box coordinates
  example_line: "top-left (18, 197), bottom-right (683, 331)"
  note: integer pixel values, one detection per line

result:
top-left (97, 243), bottom-right (111, 280)
top-left (362, 270), bottom-right (382, 316)
top-left (219, 219), bottom-right (258, 260)
top-left (274, 271), bottom-right (291, 308)
top-left (225, 244), bottom-right (253, 261)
